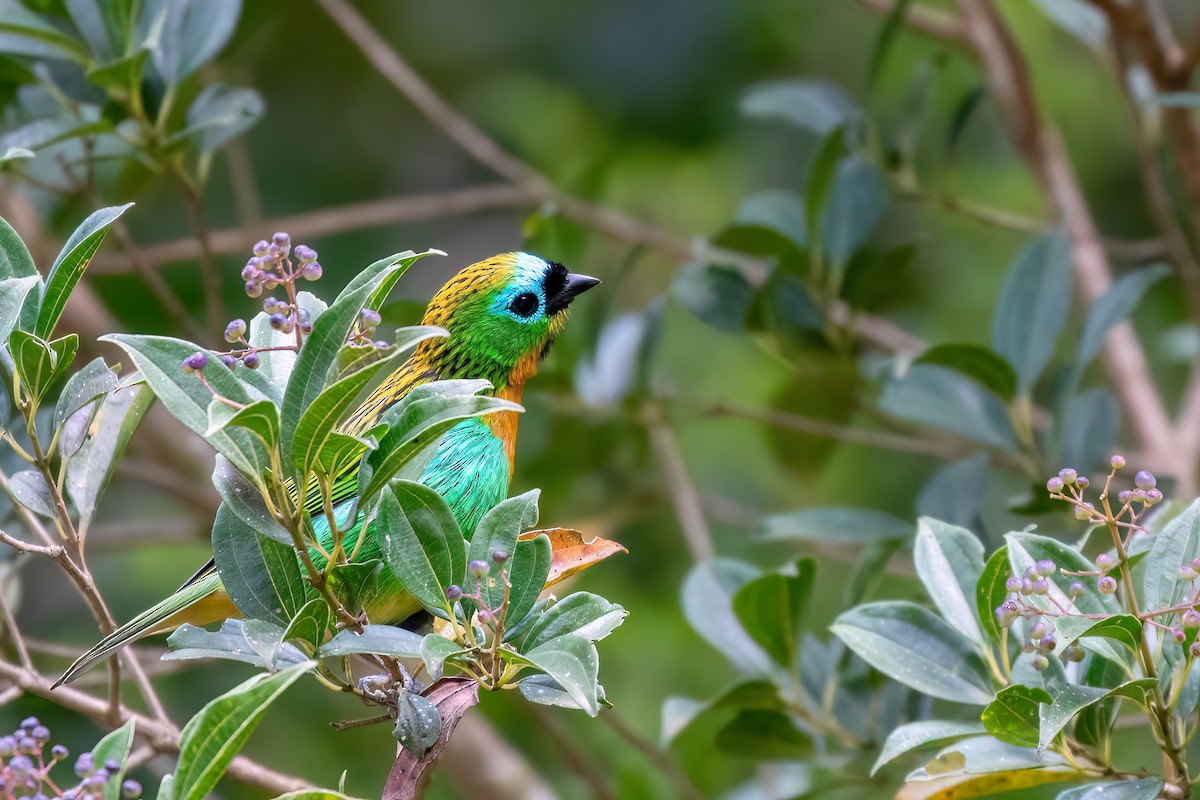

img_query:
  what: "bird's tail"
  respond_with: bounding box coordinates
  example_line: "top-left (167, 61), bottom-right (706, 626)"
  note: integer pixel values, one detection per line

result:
top-left (55, 568), bottom-right (236, 686)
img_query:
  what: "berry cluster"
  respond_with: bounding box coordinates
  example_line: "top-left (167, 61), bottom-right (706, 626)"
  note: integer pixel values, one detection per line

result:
top-left (1045, 456), bottom-right (1162, 526)
top-left (994, 559), bottom-right (1086, 670)
top-left (0, 717), bottom-right (141, 800)
top-left (179, 232), bottom-right (395, 378)
top-left (445, 549), bottom-right (510, 625)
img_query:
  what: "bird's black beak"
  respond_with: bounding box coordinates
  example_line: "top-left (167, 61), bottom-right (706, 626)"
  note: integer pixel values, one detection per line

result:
top-left (546, 270), bottom-right (601, 315)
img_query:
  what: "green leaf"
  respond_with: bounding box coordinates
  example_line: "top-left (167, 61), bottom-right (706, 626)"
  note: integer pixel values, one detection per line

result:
top-left (914, 518), bottom-right (985, 645)
top-left (672, 262), bottom-right (754, 333)
top-left (207, 398), bottom-right (280, 450)
top-left (291, 339), bottom-right (419, 478)
top-left (360, 380), bottom-right (522, 503)
top-left (660, 680), bottom-right (782, 748)
top-left (819, 156), bottom-right (887, 270)
top-left (54, 356), bottom-right (118, 432)
top-left (327, 560), bottom-right (382, 616)
top-left (982, 684), bottom-right (1052, 747)
top-left (1143, 498), bottom-right (1200, 613)
top-left (173, 662), bottom-right (311, 800)
top-left (35, 204), bottom-right (132, 339)
top-left (90, 718), bottom-right (136, 800)
top-left (713, 190), bottom-right (806, 267)
top-left (318, 624), bottom-right (424, 660)
top-left (915, 343), bottom-right (1017, 400)
top-left (518, 674), bottom-right (608, 711)
top-left (86, 48), bottom-right (149, 93)
top-left (830, 601), bottom-right (993, 705)
top-left (67, 0), bottom-right (133, 61)
top-left (180, 83), bottom-right (263, 153)
top-left (1039, 682), bottom-right (1109, 757)
top-left (211, 503), bottom-right (308, 625)
top-left (165, 620), bottom-right (307, 668)
top-left (1058, 388), bottom-right (1119, 470)
top-left (464, 490), bottom-right (539, 606)
top-left (1055, 779), bottom-right (1164, 800)
top-left (519, 634), bottom-right (600, 716)
top-left (682, 560), bottom-right (774, 676)
top-left (714, 710), bottom-right (811, 760)
top-left (977, 546), bottom-right (1011, 644)
top-left (918, 454), bottom-right (989, 530)
top-left (101, 334), bottom-right (266, 479)
top-left (731, 559), bottom-right (814, 668)
top-left (804, 127), bottom-right (847, 256)
top-left (991, 231), bottom-right (1072, 393)
top-left (0, 0), bottom-right (88, 61)
top-left (377, 481), bottom-right (465, 614)
top-left (10, 331), bottom-right (77, 403)
top-left (0, 214), bottom-right (36, 280)
top-left (65, 383), bottom-right (153, 526)
top-left (212, 456), bottom-right (290, 544)
top-left (282, 597), bottom-right (334, 654)
top-left (1053, 614), bottom-right (1142, 653)
top-left (504, 533), bottom-right (551, 634)
top-left (740, 79), bottom-right (856, 135)
top-left (866, 0), bottom-right (913, 93)
top-left (1074, 264), bottom-right (1170, 381)
top-left (142, 0), bottom-right (241, 83)
top-left (0, 276), bottom-right (39, 350)
top-left (392, 692), bottom-right (440, 760)
top-left (522, 592), bottom-right (627, 650)
top-left (844, 538), bottom-right (902, 607)
top-left (9, 470), bottom-right (54, 517)
top-left (280, 250), bottom-right (434, 468)
top-left (761, 507), bottom-right (912, 544)
top-left (880, 364), bottom-right (1017, 448)
top-left (871, 719), bottom-right (985, 775)
top-left (420, 633), bottom-right (465, 681)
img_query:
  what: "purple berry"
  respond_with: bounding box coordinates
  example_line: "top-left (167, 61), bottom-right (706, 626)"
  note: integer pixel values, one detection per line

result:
top-left (295, 245), bottom-right (318, 263)
top-left (1135, 471), bottom-right (1157, 490)
top-left (468, 560), bottom-right (489, 578)
top-left (1185, 610), bottom-right (1200, 629)
top-left (1098, 575), bottom-right (1118, 594)
top-left (1075, 476), bottom-right (1090, 490)
top-left (1096, 552), bottom-right (1113, 570)
top-left (1111, 454), bottom-right (1126, 469)
top-left (269, 312), bottom-right (287, 330)
top-left (1147, 488), bottom-right (1164, 505)
top-left (1118, 490), bottom-right (1133, 504)
top-left (1047, 476), bottom-right (1065, 493)
top-left (51, 744), bottom-right (68, 760)
top-left (478, 608), bottom-right (493, 623)
top-left (1036, 559), bottom-right (1056, 577)
top-left (1030, 620), bottom-right (1048, 639)
top-left (445, 585), bottom-right (463, 601)
top-left (1032, 578), bottom-right (1050, 595)
top-left (220, 355), bottom-right (237, 369)
top-left (240, 264), bottom-right (256, 281)
top-left (302, 261), bottom-right (323, 281)
top-left (1001, 599), bottom-right (1019, 616)
top-left (242, 352), bottom-right (261, 370)
top-left (360, 308), bottom-right (382, 328)
top-left (1058, 468), bottom-right (1078, 485)
top-left (252, 240), bottom-right (270, 257)
top-left (182, 351), bottom-right (208, 372)
top-left (1069, 581), bottom-right (1084, 597)
top-left (245, 280), bottom-right (262, 298)
top-left (224, 318), bottom-right (247, 343)
top-left (1074, 502), bottom-right (1095, 521)
top-left (121, 780), bottom-right (142, 799)
top-left (31, 725), bottom-right (48, 742)
top-left (1174, 628), bottom-right (1188, 644)
top-left (1039, 634), bottom-right (1057, 652)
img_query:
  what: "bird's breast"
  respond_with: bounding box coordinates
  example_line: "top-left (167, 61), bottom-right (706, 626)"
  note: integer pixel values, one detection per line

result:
top-left (419, 418), bottom-right (512, 536)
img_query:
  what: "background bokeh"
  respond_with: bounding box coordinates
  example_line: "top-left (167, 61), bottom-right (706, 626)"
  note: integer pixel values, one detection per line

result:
top-left (6, 1), bottom-right (1200, 798)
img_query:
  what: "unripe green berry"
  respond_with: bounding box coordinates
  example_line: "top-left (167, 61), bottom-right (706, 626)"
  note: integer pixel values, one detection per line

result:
top-left (1031, 653), bottom-right (1049, 671)
top-left (1065, 643), bottom-right (1086, 662)
top-left (1098, 575), bottom-right (1118, 594)
top-left (1075, 502), bottom-right (1095, 521)
top-left (1181, 565), bottom-right (1198, 581)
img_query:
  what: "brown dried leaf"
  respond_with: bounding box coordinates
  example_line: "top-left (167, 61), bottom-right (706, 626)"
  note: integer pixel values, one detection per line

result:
top-left (382, 678), bottom-right (480, 800)
top-left (518, 527), bottom-right (628, 588)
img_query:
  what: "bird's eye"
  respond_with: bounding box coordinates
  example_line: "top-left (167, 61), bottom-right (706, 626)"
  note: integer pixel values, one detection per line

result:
top-left (508, 292), bottom-right (539, 318)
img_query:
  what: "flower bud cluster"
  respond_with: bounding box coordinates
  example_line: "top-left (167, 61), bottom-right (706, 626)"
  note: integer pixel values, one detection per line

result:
top-left (1045, 457), bottom-right (1163, 529)
top-left (0, 717), bottom-right (142, 800)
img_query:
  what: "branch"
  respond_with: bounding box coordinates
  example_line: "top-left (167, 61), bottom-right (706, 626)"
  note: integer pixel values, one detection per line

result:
top-left (954, 0), bottom-right (1182, 488)
top-left (642, 401), bottom-right (715, 562)
top-left (0, 659), bottom-right (312, 795)
top-left (90, 184), bottom-right (537, 274)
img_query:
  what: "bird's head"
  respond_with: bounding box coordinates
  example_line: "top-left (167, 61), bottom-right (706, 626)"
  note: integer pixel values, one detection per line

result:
top-left (419, 252), bottom-right (600, 389)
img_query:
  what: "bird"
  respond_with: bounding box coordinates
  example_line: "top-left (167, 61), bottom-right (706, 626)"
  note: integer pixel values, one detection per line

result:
top-left (57, 252), bottom-right (599, 684)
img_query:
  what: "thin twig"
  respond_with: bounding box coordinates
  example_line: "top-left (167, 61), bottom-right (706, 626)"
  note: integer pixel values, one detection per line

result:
top-left (0, 587), bottom-right (32, 670)
top-left (599, 711), bottom-right (705, 800)
top-left (642, 401), bottom-right (714, 562)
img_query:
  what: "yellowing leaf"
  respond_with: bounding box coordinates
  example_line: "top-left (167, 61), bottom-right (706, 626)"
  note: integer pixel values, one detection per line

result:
top-left (517, 528), bottom-right (628, 588)
top-left (896, 768), bottom-right (1083, 800)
